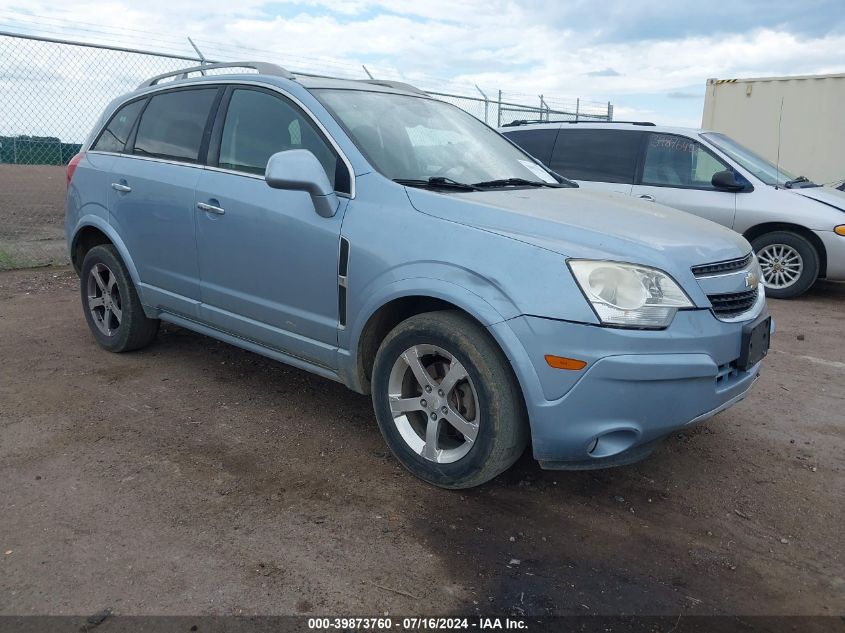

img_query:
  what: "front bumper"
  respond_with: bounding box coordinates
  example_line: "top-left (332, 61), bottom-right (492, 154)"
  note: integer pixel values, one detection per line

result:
top-left (489, 307), bottom-right (769, 469)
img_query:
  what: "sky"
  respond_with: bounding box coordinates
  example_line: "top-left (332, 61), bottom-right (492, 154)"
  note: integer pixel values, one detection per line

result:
top-left (1, 0), bottom-right (844, 128)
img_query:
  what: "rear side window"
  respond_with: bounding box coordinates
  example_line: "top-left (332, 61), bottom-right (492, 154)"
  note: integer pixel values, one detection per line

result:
top-left (218, 88), bottom-right (342, 190)
top-left (91, 99), bottom-right (145, 153)
top-left (133, 89), bottom-right (218, 163)
top-left (550, 129), bottom-right (643, 184)
top-left (502, 129), bottom-right (557, 165)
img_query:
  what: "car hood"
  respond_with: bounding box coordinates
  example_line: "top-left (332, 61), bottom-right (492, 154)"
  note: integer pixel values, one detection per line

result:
top-left (790, 186), bottom-right (845, 212)
top-left (406, 187), bottom-right (751, 272)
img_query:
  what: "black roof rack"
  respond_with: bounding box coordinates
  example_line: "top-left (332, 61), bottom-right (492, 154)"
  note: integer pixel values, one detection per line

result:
top-left (502, 119), bottom-right (655, 127)
top-left (565, 120), bottom-right (656, 126)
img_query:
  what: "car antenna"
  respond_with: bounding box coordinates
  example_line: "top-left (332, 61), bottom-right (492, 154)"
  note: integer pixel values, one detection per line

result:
top-left (362, 65), bottom-right (374, 79)
top-left (187, 37), bottom-right (208, 75)
top-left (775, 97), bottom-right (784, 188)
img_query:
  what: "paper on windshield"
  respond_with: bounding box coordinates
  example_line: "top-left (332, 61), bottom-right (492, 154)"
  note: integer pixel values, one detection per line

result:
top-left (518, 160), bottom-right (557, 184)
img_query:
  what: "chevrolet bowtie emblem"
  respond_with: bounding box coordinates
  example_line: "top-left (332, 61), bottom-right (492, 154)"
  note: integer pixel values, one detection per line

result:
top-left (745, 271), bottom-right (759, 289)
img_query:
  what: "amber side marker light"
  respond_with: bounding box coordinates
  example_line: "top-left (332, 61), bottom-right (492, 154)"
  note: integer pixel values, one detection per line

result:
top-left (834, 225), bottom-right (845, 236)
top-left (544, 355), bottom-right (588, 371)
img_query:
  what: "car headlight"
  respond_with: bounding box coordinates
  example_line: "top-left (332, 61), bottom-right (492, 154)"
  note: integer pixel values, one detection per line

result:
top-left (568, 260), bottom-right (693, 328)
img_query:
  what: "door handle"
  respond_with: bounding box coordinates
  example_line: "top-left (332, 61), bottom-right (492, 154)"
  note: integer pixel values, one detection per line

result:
top-left (197, 202), bottom-right (225, 215)
top-left (111, 182), bottom-right (132, 193)
top-left (638, 194), bottom-right (655, 202)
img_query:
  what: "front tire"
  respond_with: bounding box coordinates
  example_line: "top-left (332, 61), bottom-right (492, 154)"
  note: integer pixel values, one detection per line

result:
top-left (752, 231), bottom-right (819, 299)
top-left (371, 311), bottom-right (528, 489)
top-left (80, 244), bottom-right (159, 352)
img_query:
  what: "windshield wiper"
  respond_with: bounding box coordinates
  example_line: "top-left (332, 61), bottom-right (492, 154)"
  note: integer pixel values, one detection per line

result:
top-left (471, 177), bottom-right (564, 189)
top-left (784, 176), bottom-right (818, 188)
top-left (393, 177), bottom-right (480, 191)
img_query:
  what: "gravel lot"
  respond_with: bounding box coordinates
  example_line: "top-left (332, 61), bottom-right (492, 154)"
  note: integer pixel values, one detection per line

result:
top-left (0, 266), bottom-right (842, 617)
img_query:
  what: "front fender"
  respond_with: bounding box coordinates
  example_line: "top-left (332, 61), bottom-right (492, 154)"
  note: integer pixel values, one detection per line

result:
top-left (338, 271), bottom-right (516, 392)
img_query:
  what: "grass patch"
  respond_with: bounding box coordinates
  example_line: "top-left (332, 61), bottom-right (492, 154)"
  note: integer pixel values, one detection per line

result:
top-left (0, 247), bottom-right (21, 270)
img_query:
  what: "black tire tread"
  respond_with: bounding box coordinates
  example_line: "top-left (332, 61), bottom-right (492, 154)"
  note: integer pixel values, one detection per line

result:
top-left (80, 244), bottom-right (159, 352)
top-left (372, 310), bottom-right (528, 489)
top-left (751, 230), bottom-right (819, 299)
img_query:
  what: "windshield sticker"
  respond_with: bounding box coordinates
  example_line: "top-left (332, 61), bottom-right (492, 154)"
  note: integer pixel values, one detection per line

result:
top-left (518, 159), bottom-right (557, 183)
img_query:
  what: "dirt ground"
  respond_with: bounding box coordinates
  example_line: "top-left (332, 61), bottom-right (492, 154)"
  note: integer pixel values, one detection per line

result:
top-left (0, 166), bottom-right (68, 270)
top-left (0, 267), bottom-right (843, 617)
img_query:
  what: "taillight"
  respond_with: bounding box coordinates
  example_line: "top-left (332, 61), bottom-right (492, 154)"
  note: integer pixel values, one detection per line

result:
top-left (66, 152), bottom-right (84, 188)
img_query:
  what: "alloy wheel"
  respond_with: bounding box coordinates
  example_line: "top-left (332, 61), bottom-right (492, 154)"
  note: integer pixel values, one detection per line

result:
top-left (86, 262), bottom-right (122, 336)
top-left (387, 344), bottom-right (479, 464)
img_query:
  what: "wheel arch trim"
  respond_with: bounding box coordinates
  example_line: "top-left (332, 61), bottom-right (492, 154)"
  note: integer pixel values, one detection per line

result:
top-left (70, 216), bottom-right (142, 288)
top-left (340, 277), bottom-right (513, 393)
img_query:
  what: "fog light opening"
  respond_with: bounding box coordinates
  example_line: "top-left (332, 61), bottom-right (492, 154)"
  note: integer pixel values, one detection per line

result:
top-left (588, 429), bottom-right (639, 458)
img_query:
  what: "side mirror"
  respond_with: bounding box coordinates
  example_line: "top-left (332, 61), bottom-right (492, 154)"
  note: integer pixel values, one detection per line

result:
top-left (265, 149), bottom-right (339, 218)
top-left (711, 169), bottom-right (747, 192)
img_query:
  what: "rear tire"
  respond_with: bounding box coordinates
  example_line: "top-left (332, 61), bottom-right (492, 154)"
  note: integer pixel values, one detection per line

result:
top-left (80, 244), bottom-right (159, 352)
top-left (751, 231), bottom-right (819, 299)
top-left (371, 311), bottom-right (528, 489)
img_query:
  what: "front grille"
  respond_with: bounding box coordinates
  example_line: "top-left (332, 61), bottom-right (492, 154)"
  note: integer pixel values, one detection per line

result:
top-left (708, 288), bottom-right (758, 318)
top-left (691, 253), bottom-right (753, 277)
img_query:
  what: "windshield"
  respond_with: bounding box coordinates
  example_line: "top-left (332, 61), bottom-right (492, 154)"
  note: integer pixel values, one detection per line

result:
top-left (314, 89), bottom-right (559, 186)
top-left (702, 132), bottom-right (798, 186)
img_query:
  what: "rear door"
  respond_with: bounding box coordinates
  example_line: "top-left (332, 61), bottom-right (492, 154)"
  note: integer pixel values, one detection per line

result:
top-left (194, 86), bottom-right (350, 368)
top-left (631, 132), bottom-right (737, 228)
top-left (109, 87), bottom-right (221, 318)
top-left (549, 128), bottom-right (644, 195)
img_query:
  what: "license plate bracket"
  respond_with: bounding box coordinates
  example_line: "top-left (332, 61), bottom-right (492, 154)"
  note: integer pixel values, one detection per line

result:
top-left (738, 314), bottom-right (771, 371)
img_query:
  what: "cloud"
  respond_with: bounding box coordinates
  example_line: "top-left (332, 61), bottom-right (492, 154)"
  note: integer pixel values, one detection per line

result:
top-left (1, 1), bottom-right (844, 135)
top-left (667, 91), bottom-right (700, 99)
top-left (586, 68), bottom-right (621, 77)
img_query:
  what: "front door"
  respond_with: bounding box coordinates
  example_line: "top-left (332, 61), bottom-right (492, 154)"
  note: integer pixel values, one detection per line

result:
top-left (194, 86), bottom-right (350, 368)
top-left (631, 132), bottom-right (737, 228)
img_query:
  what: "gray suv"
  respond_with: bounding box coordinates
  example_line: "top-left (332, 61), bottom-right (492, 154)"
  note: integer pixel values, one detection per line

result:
top-left (66, 62), bottom-right (770, 488)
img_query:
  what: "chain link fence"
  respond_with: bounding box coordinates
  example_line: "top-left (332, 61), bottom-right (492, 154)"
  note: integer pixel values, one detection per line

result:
top-left (0, 31), bottom-right (612, 270)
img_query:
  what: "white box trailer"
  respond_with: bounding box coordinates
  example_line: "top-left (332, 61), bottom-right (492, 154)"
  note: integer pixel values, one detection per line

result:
top-left (702, 73), bottom-right (845, 186)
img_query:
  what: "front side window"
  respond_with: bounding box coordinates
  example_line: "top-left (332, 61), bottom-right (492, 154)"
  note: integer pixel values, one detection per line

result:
top-left (91, 99), bottom-right (145, 153)
top-left (314, 89), bottom-right (557, 185)
top-left (218, 89), bottom-right (340, 189)
top-left (550, 129), bottom-right (643, 184)
top-left (133, 89), bottom-right (218, 162)
top-left (641, 134), bottom-right (730, 188)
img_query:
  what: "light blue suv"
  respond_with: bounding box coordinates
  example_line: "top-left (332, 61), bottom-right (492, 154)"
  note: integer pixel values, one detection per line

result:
top-left (66, 61), bottom-right (771, 488)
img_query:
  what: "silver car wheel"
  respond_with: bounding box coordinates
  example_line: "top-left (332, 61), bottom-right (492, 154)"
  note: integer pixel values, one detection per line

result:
top-left (86, 262), bottom-right (122, 336)
top-left (387, 344), bottom-right (480, 464)
top-left (757, 244), bottom-right (803, 289)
